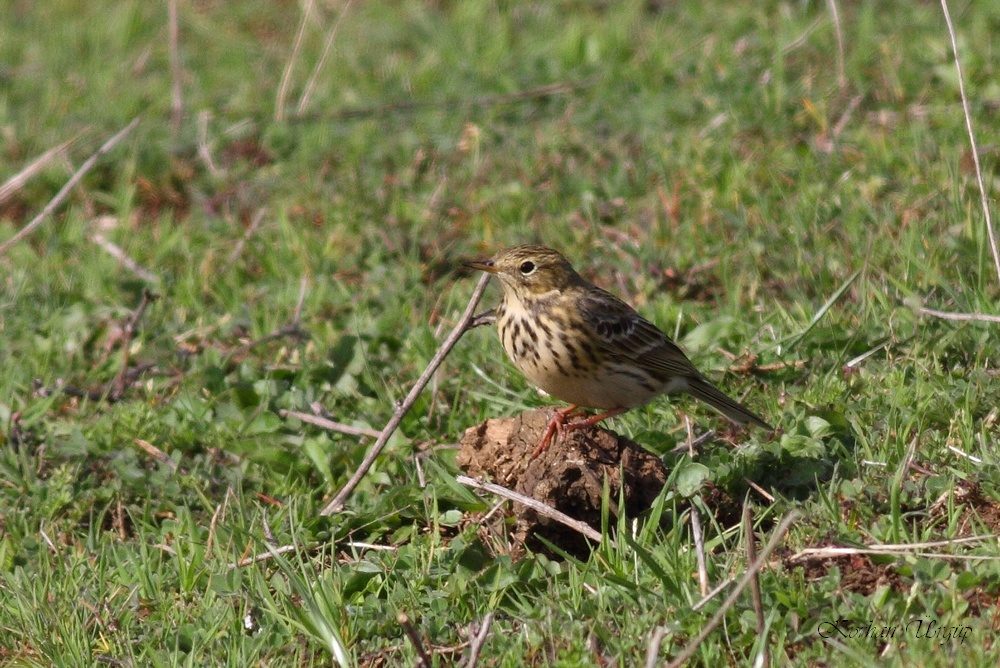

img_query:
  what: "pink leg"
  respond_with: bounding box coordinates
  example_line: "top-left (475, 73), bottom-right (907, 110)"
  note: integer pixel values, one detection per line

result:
top-left (531, 406), bottom-right (629, 458)
top-left (531, 405), bottom-right (583, 458)
top-left (563, 407), bottom-right (629, 434)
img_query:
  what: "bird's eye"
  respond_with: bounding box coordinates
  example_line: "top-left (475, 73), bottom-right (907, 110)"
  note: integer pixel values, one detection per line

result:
top-left (519, 261), bottom-right (536, 275)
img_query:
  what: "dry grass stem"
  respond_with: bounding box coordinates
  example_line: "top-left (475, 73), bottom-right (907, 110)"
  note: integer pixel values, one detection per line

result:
top-left (275, 0), bottom-right (315, 121)
top-left (280, 409), bottom-right (381, 439)
top-left (743, 502), bottom-right (767, 662)
top-left (111, 289), bottom-right (158, 400)
top-left (397, 612), bottom-right (433, 668)
top-left (230, 544), bottom-right (298, 569)
top-left (665, 511), bottom-right (800, 668)
top-left (787, 535), bottom-right (999, 563)
top-left (90, 227), bottom-right (160, 285)
top-left (168, 0), bottom-right (183, 140)
top-left (939, 0), bottom-right (1000, 285)
top-left (825, 0), bottom-right (846, 88)
top-left (644, 626), bottom-right (669, 668)
top-left (690, 504), bottom-right (709, 596)
top-left (0, 117), bottom-right (141, 256)
top-left (463, 612), bottom-right (494, 668)
top-left (918, 307), bottom-right (1000, 323)
top-left (320, 272), bottom-right (491, 515)
top-left (297, 0), bottom-right (354, 115)
top-left (293, 80), bottom-right (588, 123)
top-left (134, 438), bottom-right (177, 471)
top-left (456, 475), bottom-right (608, 545)
top-left (227, 208), bottom-right (267, 264)
top-left (197, 110), bottom-right (221, 177)
top-left (0, 135), bottom-right (80, 205)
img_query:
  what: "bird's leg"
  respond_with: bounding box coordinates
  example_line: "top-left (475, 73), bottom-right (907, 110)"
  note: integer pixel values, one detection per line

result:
top-left (532, 404), bottom-right (583, 458)
top-left (563, 407), bottom-right (629, 433)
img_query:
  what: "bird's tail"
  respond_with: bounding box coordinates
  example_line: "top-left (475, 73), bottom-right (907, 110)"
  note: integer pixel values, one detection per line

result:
top-left (685, 376), bottom-right (773, 431)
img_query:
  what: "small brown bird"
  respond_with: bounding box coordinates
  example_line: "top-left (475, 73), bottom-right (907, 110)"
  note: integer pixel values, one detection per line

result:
top-left (466, 245), bottom-right (772, 456)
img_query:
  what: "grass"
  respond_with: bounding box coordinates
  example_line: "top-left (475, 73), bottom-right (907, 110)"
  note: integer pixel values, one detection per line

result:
top-left (2, 0), bottom-right (1000, 665)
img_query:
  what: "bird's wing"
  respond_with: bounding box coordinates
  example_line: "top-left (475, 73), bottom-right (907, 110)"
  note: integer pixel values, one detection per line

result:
top-left (577, 286), bottom-right (772, 428)
top-left (576, 288), bottom-right (700, 381)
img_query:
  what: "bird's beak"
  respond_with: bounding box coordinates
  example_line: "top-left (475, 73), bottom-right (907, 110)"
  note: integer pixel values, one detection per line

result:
top-left (464, 258), bottom-right (497, 274)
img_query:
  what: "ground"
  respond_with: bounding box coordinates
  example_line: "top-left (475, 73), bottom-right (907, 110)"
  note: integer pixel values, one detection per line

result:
top-left (2, 0), bottom-right (1000, 666)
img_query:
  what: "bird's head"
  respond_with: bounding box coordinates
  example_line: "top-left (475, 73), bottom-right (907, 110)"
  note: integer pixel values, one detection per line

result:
top-left (465, 245), bottom-right (582, 299)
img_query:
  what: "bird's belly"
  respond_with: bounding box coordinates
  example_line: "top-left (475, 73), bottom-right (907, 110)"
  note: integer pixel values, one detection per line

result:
top-left (498, 302), bottom-right (665, 409)
top-left (508, 340), bottom-right (662, 410)
top-left (530, 364), bottom-right (660, 409)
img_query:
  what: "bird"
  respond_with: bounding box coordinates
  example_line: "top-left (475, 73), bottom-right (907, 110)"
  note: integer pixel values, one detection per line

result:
top-left (465, 244), bottom-right (772, 456)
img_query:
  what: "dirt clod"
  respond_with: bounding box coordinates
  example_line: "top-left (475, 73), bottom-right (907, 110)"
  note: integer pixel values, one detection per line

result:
top-left (457, 409), bottom-right (667, 556)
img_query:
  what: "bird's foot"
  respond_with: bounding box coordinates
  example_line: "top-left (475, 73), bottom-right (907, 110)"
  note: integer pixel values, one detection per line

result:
top-left (531, 406), bottom-right (629, 458)
top-left (531, 405), bottom-right (583, 458)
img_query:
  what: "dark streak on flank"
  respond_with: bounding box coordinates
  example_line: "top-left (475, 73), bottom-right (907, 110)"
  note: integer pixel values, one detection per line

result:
top-left (523, 320), bottom-right (539, 346)
top-left (537, 316), bottom-right (553, 340)
top-left (580, 339), bottom-right (600, 367)
top-left (565, 340), bottom-right (581, 371)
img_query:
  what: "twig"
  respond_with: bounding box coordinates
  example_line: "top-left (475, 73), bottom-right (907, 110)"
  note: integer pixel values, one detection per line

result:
top-left (780, 16), bottom-right (824, 54)
top-left (227, 279), bottom-right (309, 361)
top-left (665, 511), bottom-right (800, 668)
top-left (57, 363), bottom-right (155, 402)
top-left (235, 521), bottom-right (351, 569)
top-left (39, 525), bottom-right (58, 554)
top-left (946, 444), bottom-right (983, 464)
top-left (320, 273), bottom-right (491, 515)
top-left (111, 289), bottom-right (158, 400)
top-left (197, 110), bottom-right (221, 177)
top-left (690, 503), bottom-right (709, 596)
top-left (0, 117), bottom-right (141, 256)
top-left (206, 488), bottom-right (234, 555)
top-left (226, 323), bottom-right (308, 360)
top-left (691, 575), bottom-right (736, 612)
top-left (844, 338), bottom-right (892, 368)
top-left (292, 276), bottom-right (307, 323)
top-left (832, 95), bottom-right (862, 140)
top-left (230, 543), bottom-right (298, 569)
top-left (743, 502), bottom-right (767, 661)
top-left (684, 414), bottom-right (696, 458)
top-left (917, 307), bottom-right (1000, 323)
top-left (397, 612), bottom-right (432, 668)
top-left (341, 541), bottom-right (398, 554)
top-left (292, 80), bottom-right (591, 123)
top-left (825, 0), bottom-right (846, 88)
top-left (456, 475), bottom-right (608, 546)
top-left (939, 0), bottom-right (1000, 286)
top-left (262, 514), bottom-right (277, 547)
top-left (463, 612), bottom-right (494, 668)
top-left (745, 479), bottom-right (775, 503)
top-left (279, 409), bottom-right (381, 438)
top-left (785, 268), bottom-right (861, 351)
top-left (227, 207), bottom-right (266, 264)
top-left (0, 134), bottom-right (80, 205)
top-left (644, 626), bottom-right (669, 668)
top-left (717, 347), bottom-right (806, 374)
top-left (786, 534), bottom-right (998, 563)
top-left (134, 438), bottom-right (177, 472)
top-left (467, 308), bottom-right (496, 329)
top-left (90, 228), bottom-right (160, 285)
top-left (669, 429), bottom-right (715, 454)
top-left (275, 0), bottom-right (314, 121)
top-left (168, 0), bottom-right (183, 141)
top-left (297, 0), bottom-right (354, 116)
